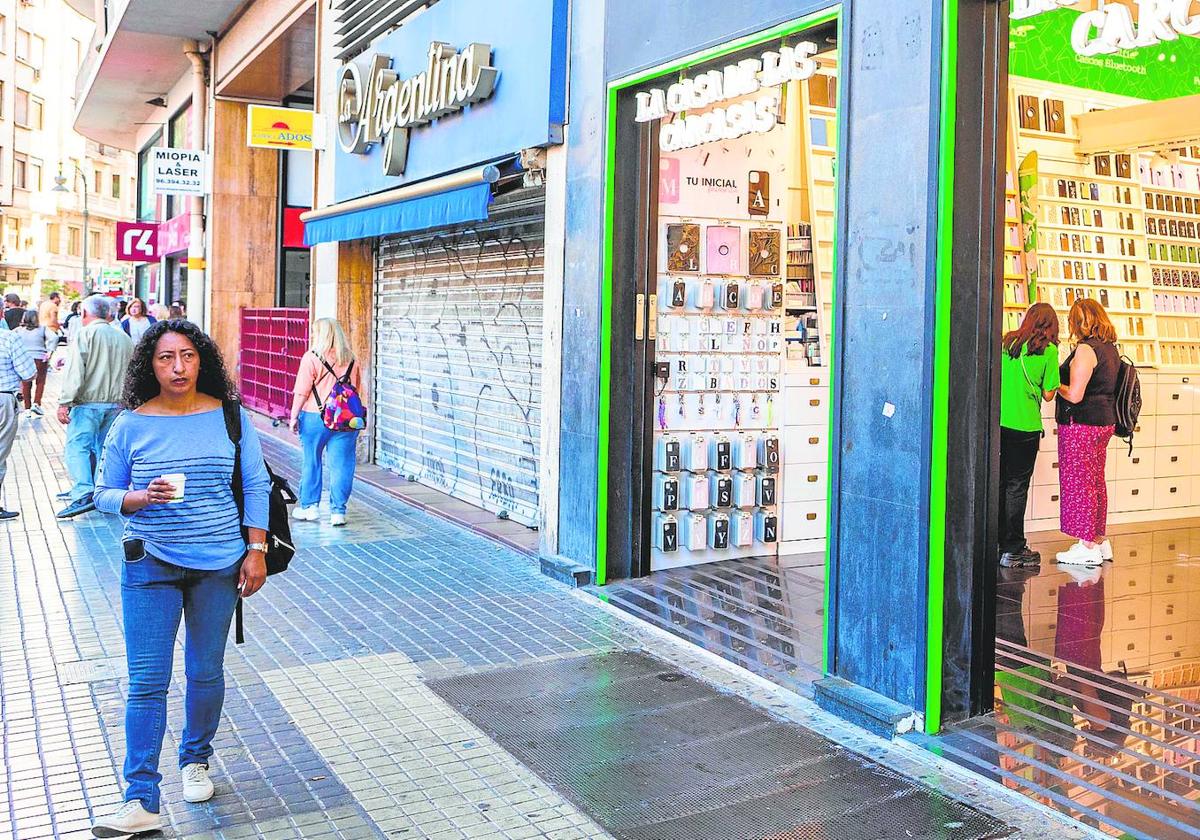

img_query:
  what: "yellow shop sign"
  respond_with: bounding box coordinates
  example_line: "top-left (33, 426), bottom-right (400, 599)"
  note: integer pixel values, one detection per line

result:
top-left (247, 105), bottom-right (315, 150)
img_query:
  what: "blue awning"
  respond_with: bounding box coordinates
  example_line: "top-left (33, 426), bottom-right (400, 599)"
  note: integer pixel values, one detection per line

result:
top-left (303, 181), bottom-right (493, 246)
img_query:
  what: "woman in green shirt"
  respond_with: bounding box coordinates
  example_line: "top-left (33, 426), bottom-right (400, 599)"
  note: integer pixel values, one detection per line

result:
top-left (999, 302), bottom-right (1061, 567)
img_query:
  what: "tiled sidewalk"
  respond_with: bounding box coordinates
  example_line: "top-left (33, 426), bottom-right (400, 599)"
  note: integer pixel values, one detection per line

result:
top-left (0, 389), bottom-right (1093, 839)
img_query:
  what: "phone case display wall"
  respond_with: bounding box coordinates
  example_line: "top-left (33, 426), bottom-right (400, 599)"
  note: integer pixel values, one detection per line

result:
top-left (650, 67), bottom-right (838, 570)
top-left (1009, 77), bottom-right (1200, 531)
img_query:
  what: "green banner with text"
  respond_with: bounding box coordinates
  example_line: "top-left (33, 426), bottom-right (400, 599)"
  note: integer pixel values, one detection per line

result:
top-left (1010, 8), bottom-right (1200, 101)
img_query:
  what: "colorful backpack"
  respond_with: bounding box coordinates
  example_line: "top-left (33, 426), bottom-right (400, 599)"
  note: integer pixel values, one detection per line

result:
top-left (312, 354), bottom-right (367, 431)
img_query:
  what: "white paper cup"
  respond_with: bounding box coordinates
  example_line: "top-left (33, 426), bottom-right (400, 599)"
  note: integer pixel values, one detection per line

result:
top-left (161, 473), bottom-right (186, 503)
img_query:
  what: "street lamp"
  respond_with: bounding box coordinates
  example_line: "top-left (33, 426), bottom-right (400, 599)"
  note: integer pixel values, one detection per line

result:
top-left (52, 165), bottom-right (89, 294)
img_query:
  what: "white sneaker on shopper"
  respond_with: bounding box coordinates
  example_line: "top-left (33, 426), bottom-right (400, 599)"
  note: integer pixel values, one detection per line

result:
top-left (330, 513), bottom-right (347, 527)
top-left (1056, 541), bottom-right (1103, 567)
top-left (1098, 539), bottom-right (1113, 561)
top-left (181, 762), bottom-right (214, 803)
top-left (91, 799), bottom-right (161, 838)
top-left (292, 505), bottom-right (318, 521)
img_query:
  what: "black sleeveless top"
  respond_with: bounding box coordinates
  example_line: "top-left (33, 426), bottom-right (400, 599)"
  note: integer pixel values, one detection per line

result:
top-left (1056, 338), bottom-right (1119, 427)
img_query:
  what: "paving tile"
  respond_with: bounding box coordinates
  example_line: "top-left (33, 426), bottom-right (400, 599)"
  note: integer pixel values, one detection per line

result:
top-left (0, 383), bottom-right (1072, 840)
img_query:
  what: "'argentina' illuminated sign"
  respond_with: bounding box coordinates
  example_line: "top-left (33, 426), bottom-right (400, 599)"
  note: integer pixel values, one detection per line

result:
top-left (634, 43), bottom-right (820, 153)
top-left (336, 42), bottom-right (499, 175)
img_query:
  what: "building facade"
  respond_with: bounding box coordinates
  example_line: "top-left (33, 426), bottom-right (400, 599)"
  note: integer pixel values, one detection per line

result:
top-left (73, 0), bottom-right (315, 363)
top-left (0, 0), bottom-right (135, 302)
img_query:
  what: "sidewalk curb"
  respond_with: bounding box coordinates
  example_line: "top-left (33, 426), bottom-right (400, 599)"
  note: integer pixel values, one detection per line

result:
top-left (574, 587), bottom-right (1104, 840)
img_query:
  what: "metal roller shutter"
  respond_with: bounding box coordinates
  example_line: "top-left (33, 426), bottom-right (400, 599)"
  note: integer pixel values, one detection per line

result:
top-left (374, 187), bottom-right (544, 527)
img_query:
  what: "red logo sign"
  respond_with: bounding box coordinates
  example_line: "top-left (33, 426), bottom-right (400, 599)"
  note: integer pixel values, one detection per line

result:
top-left (116, 222), bottom-right (160, 262)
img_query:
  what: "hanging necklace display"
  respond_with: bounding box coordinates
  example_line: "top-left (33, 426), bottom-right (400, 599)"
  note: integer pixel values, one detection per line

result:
top-left (751, 394), bottom-right (761, 421)
top-left (698, 394), bottom-right (706, 416)
top-left (657, 396), bottom-right (668, 430)
top-left (733, 394), bottom-right (742, 428)
top-left (766, 394), bottom-right (774, 426)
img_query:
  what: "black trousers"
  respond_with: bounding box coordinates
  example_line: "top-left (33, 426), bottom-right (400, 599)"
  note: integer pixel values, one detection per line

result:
top-left (999, 427), bottom-right (1041, 554)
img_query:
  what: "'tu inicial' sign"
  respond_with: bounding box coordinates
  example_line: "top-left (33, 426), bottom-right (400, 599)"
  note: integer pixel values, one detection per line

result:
top-left (337, 42), bottom-right (499, 176)
top-left (634, 43), bottom-right (819, 153)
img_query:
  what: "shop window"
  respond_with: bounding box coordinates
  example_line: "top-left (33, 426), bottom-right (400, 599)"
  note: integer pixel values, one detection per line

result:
top-left (67, 226), bottom-right (80, 257)
top-left (137, 133), bottom-right (161, 221)
top-left (13, 152), bottom-right (26, 189)
top-left (14, 89), bottom-right (28, 126)
top-left (111, 173), bottom-right (120, 199)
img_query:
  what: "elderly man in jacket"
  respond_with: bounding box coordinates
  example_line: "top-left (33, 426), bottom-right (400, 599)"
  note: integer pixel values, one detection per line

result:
top-left (57, 295), bottom-right (133, 519)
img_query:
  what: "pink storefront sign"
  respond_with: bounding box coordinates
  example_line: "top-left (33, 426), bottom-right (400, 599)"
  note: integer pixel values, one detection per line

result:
top-left (115, 222), bottom-right (160, 262)
top-left (158, 212), bottom-right (191, 256)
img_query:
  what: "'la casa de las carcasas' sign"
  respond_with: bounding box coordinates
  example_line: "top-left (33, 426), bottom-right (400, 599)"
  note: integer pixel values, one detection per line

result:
top-left (337, 42), bottom-right (499, 176)
top-left (634, 42), bottom-right (819, 153)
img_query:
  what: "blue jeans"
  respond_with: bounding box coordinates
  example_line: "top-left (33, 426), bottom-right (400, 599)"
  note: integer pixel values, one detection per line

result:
top-left (298, 410), bottom-right (358, 514)
top-left (121, 550), bottom-right (241, 813)
top-left (65, 403), bottom-right (121, 501)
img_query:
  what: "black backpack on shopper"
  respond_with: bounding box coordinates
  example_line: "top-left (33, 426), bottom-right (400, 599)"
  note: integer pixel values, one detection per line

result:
top-left (1113, 355), bottom-right (1142, 456)
top-left (223, 399), bottom-right (298, 644)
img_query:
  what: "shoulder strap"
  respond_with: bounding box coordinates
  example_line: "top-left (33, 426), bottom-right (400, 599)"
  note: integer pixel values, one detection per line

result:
top-left (222, 398), bottom-right (247, 645)
top-left (318, 355), bottom-right (355, 385)
top-left (1018, 354), bottom-right (1039, 401)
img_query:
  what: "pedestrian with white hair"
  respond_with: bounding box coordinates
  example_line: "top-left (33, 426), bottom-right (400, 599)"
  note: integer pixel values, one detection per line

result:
top-left (56, 295), bottom-right (134, 519)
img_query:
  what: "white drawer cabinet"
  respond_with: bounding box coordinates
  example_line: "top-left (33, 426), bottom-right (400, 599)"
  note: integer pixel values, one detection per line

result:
top-left (786, 369), bottom-right (829, 389)
top-left (1114, 449), bottom-right (1155, 481)
top-left (1109, 478), bottom-right (1153, 513)
top-left (782, 500), bottom-right (825, 541)
top-left (1155, 415), bottom-right (1193, 448)
top-left (784, 425), bottom-right (827, 465)
top-left (1031, 452), bottom-right (1060, 487)
top-left (785, 387), bottom-right (828, 427)
top-left (1153, 476), bottom-right (1192, 509)
top-left (1154, 445), bottom-right (1192, 477)
top-left (783, 466), bottom-right (827, 503)
top-left (1156, 382), bottom-right (1192, 415)
top-left (1029, 484), bottom-right (1061, 520)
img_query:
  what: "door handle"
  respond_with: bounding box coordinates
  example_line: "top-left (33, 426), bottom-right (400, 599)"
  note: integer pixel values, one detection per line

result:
top-left (647, 295), bottom-right (658, 340)
top-left (635, 293), bottom-right (645, 340)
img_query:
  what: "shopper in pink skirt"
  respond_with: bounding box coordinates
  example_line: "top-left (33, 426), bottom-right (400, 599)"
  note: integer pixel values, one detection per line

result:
top-left (1055, 299), bottom-right (1119, 566)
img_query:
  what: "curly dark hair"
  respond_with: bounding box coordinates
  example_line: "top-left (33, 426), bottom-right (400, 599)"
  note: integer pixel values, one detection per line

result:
top-left (121, 320), bottom-right (239, 409)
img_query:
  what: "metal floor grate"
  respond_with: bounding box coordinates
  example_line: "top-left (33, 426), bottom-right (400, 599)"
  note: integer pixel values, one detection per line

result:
top-left (57, 656), bottom-right (126, 685)
top-left (429, 651), bottom-right (1011, 839)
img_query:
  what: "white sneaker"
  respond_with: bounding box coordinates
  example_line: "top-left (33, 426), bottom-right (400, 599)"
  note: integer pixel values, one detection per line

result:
top-left (181, 762), bottom-right (214, 803)
top-left (91, 799), bottom-right (161, 838)
top-left (1056, 541), bottom-right (1103, 567)
top-left (292, 505), bottom-right (318, 521)
top-left (330, 513), bottom-right (347, 527)
top-left (1098, 539), bottom-right (1113, 561)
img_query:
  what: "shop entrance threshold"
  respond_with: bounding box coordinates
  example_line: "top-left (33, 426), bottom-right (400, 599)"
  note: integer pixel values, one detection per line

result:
top-left (596, 554), bottom-right (825, 698)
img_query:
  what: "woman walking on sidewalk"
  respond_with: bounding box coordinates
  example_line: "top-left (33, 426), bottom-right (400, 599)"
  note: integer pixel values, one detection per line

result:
top-left (90, 320), bottom-right (271, 838)
top-left (1055, 299), bottom-right (1120, 567)
top-left (120, 297), bottom-right (157, 344)
top-left (15, 310), bottom-right (55, 415)
top-left (289, 318), bottom-right (363, 526)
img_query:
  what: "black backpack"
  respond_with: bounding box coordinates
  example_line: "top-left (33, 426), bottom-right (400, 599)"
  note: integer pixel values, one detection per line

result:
top-left (1113, 355), bottom-right (1142, 456)
top-left (223, 399), bottom-right (297, 643)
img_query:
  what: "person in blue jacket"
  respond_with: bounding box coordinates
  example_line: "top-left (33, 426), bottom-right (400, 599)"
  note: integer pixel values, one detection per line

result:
top-left (90, 320), bottom-right (271, 836)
